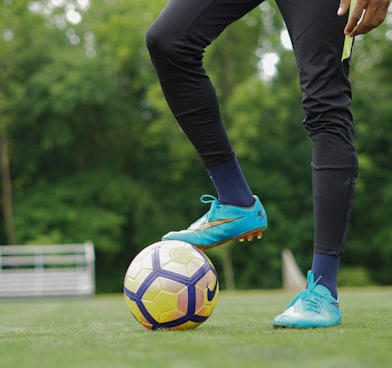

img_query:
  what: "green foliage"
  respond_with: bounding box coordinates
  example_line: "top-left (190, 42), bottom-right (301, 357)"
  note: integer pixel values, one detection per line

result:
top-left (346, 25), bottom-right (392, 285)
top-left (13, 170), bottom-right (133, 251)
top-left (1, 1), bottom-right (392, 291)
top-left (338, 267), bottom-right (375, 287)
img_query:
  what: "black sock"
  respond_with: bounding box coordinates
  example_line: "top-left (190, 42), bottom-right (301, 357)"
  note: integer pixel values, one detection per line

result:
top-left (207, 158), bottom-right (254, 207)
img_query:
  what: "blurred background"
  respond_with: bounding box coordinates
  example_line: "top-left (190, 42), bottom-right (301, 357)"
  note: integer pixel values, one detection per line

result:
top-left (1, 0), bottom-right (391, 293)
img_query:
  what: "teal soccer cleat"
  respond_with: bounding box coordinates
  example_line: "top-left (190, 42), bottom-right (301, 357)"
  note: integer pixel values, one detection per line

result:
top-left (272, 270), bottom-right (342, 329)
top-left (162, 194), bottom-right (267, 250)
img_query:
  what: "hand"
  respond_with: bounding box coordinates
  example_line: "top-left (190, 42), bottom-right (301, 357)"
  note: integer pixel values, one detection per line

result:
top-left (337, 0), bottom-right (391, 37)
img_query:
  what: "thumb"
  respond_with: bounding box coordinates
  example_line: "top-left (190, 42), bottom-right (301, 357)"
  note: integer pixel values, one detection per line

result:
top-left (338, 0), bottom-right (351, 15)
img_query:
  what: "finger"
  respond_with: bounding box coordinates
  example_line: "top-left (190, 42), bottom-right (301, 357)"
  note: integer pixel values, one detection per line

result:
top-left (346, 1), bottom-right (390, 36)
top-left (344, 1), bottom-right (367, 36)
top-left (353, 10), bottom-right (377, 35)
top-left (337, 0), bottom-right (352, 15)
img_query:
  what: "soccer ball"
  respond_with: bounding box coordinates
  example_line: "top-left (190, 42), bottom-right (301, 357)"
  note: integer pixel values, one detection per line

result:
top-left (124, 240), bottom-right (219, 330)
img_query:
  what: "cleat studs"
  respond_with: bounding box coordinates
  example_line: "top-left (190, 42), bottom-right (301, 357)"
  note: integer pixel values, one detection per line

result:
top-left (238, 230), bottom-right (265, 244)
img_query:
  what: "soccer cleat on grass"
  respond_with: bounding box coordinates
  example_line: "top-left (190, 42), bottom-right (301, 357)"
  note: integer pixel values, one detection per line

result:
top-left (272, 270), bottom-right (341, 329)
top-left (162, 194), bottom-right (267, 249)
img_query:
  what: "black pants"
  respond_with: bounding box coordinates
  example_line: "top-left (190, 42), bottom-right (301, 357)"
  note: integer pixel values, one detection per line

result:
top-left (146, 0), bottom-right (358, 256)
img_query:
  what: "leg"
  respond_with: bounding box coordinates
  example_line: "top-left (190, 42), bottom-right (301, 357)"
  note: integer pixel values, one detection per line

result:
top-left (277, 0), bottom-right (357, 258)
top-left (146, 0), bottom-right (262, 168)
top-left (273, 0), bottom-right (357, 328)
top-left (146, 0), bottom-right (267, 248)
top-left (146, 0), bottom-right (263, 206)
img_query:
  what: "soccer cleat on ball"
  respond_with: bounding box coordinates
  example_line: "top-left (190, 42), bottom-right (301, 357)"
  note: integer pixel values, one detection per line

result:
top-left (124, 240), bottom-right (219, 330)
top-left (272, 270), bottom-right (342, 329)
top-left (162, 194), bottom-right (267, 249)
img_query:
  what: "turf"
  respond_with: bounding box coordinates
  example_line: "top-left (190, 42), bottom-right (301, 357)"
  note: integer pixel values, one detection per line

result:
top-left (1, 288), bottom-right (391, 368)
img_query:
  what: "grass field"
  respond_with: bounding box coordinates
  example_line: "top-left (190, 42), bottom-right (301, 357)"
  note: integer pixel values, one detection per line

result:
top-left (1, 287), bottom-right (391, 368)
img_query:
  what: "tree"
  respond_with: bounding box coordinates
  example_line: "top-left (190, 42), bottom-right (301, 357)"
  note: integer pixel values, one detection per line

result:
top-left (2, 0), bottom-right (391, 292)
top-left (0, 0), bottom-right (60, 244)
top-left (346, 22), bottom-right (392, 284)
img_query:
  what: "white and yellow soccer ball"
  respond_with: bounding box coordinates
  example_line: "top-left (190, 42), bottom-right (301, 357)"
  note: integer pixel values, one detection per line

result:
top-left (124, 240), bottom-right (219, 330)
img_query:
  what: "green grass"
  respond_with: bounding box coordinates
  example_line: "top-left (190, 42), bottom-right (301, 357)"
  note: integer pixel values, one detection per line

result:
top-left (1, 288), bottom-right (392, 368)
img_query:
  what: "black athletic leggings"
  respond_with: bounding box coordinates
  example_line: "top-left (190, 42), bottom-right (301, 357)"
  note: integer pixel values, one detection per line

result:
top-left (146, 0), bottom-right (358, 256)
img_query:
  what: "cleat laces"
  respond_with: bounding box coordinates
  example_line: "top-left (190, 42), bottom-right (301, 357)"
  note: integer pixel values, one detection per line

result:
top-left (302, 290), bottom-right (322, 313)
top-left (287, 272), bottom-right (323, 313)
top-left (200, 195), bottom-right (219, 221)
top-left (188, 195), bottom-right (219, 231)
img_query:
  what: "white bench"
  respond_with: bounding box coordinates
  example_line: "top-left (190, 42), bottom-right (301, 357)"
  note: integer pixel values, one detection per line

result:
top-left (0, 241), bottom-right (95, 298)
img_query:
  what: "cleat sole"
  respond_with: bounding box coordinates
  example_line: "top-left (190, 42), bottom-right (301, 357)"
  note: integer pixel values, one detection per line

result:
top-left (196, 227), bottom-right (267, 251)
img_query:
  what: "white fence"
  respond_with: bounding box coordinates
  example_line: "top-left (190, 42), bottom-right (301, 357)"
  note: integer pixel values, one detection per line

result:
top-left (0, 241), bottom-right (95, 298)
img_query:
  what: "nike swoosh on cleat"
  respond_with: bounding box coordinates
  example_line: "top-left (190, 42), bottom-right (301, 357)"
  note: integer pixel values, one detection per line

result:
top-left (207, 279), bottom-right (218, 302)
top-left (192, 217), bottom-right (241, 231)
